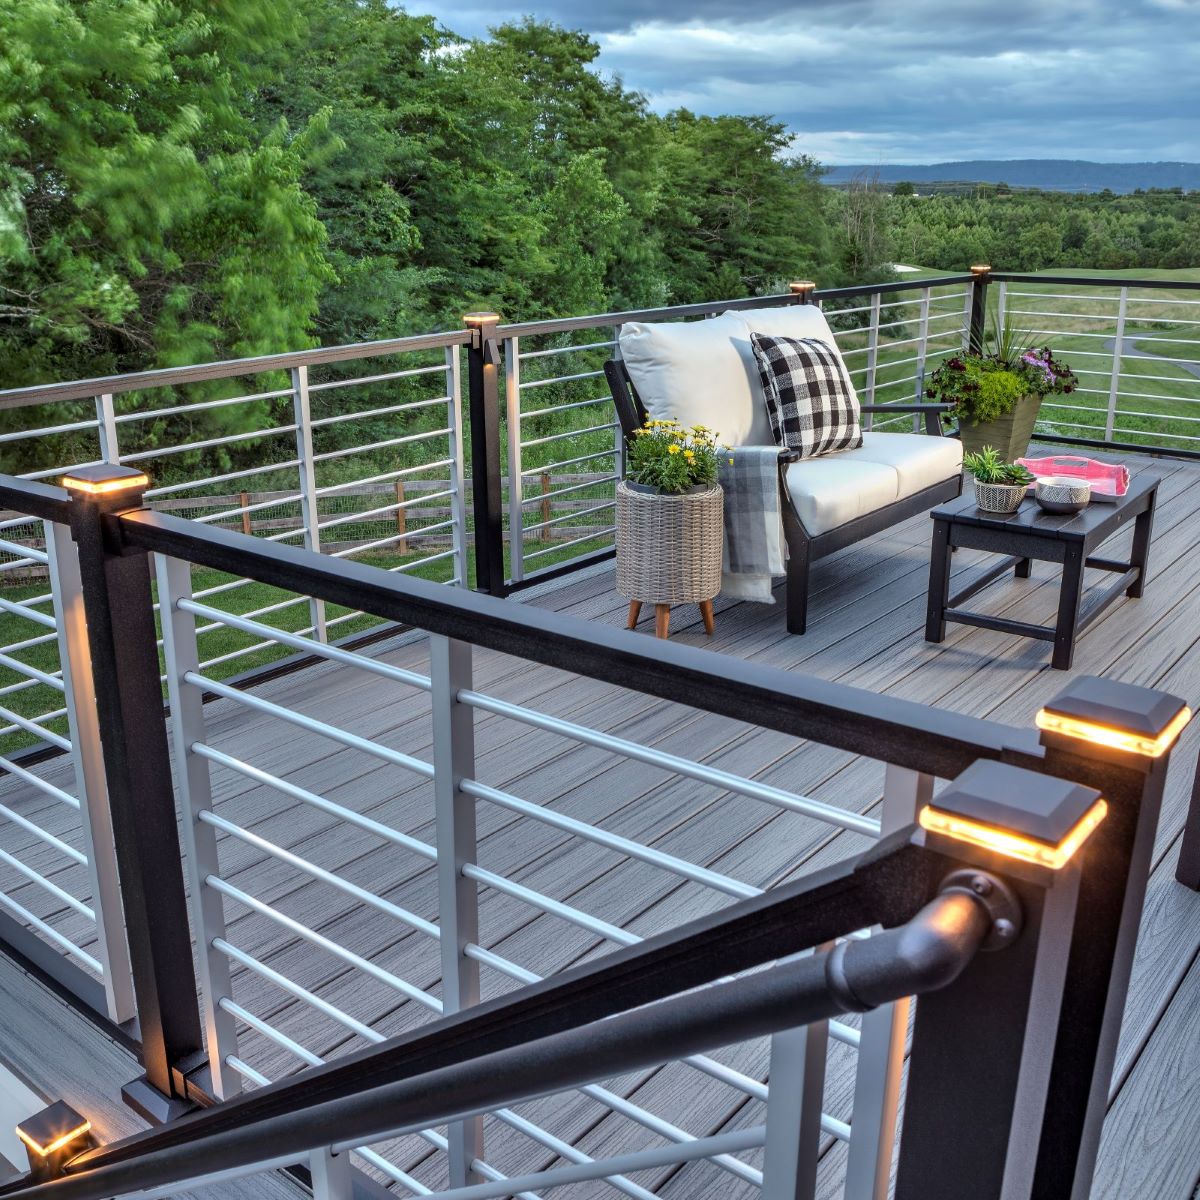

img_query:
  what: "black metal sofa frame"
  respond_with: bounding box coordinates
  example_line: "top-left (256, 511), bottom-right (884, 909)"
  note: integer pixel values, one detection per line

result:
top-left (604, 359), bottom-right (961, 634)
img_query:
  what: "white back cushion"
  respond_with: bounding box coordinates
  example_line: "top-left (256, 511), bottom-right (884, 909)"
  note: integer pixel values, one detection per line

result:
top-left (618, 312), bottom-right (774, 447)
top-left (618, 304), bottom-right (855, 448)
top-left (729, 305), bottom-right (858, 400)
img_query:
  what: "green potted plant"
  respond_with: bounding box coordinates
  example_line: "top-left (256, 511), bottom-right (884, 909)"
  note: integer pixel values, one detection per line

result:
top-left (962, 446), bottom-right (1035, 514)
top-left (616, 419), bottom-right (725, 638)
top-left (927, 318), bottom-right (1078, 460)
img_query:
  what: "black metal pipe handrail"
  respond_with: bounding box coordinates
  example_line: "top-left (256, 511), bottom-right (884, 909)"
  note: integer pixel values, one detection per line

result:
top-left (37, 836), bottom-right (933, 1171)
top-left (0, 861), bottom-right (992, 1200)
top-left (109, 503), bottom-right (1043, 780)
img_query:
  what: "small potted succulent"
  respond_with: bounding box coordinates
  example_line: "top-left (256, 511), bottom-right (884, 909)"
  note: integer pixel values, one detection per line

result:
top-left (927, 318), bottom-right (1078, 460)
top-left (616, 419), bottom-right (725, 637)
top-left (963, 446), bottom-right (1035, 514)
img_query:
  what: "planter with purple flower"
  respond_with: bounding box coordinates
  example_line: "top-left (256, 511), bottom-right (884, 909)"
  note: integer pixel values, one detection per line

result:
top-left (926, 317), bottom-right (1078, 461)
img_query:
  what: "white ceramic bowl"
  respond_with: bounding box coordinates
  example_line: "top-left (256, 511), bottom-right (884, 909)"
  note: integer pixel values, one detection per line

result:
top-left (1035, 475), bottom-right (1091, 514)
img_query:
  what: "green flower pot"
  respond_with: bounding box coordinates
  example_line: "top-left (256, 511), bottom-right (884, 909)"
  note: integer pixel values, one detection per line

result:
top-left (958, 393), bottom-right (1043, 461)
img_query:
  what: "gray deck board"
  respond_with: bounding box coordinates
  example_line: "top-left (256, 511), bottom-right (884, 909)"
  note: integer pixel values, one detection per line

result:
top-left (1, 448), bottom-right (1199, 1197)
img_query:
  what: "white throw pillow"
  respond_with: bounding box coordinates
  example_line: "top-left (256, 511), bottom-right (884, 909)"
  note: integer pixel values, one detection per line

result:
top-left (618, 312), bottom-right (774, 447)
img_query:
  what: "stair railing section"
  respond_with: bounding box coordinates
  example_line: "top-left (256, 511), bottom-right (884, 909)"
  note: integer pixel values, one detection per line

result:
top-left (0, 465), bottom-right (1188, 1200)
top-left (0, 752), bottom-right (1159, 1200)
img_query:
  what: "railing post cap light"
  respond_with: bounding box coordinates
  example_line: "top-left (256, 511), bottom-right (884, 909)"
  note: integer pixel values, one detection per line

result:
top-left (918, 759), bottom-right (1106, 871)
top-left (463, 311), bottom-right (500, 325)
top-left (970, 264), bottom-right (992, 275)
top-left (17, 1100), bottom-right (94, 1178)
top-left (61, 463), bottom-right (149, 497)
top-left (788, 280), bottom-right (817, 294)
top-left (1037, 674), bottom-right (1191, 761)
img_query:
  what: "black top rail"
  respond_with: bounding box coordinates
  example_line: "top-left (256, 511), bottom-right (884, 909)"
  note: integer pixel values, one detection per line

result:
top-left (989, 272), bottom-right (1200, 291)
top-left (0, 834), bottom-right (991, 1200)
top-left (0, 477), bottom-right (72, 525)
top-left (113, 503), bottom-right (1044, 780)
top-left (0, 329), bottom-right (471, 411)
top-left (496, 275), bottom-right (977, 337)
top-left (2, 270), bottom-right (1194, 414)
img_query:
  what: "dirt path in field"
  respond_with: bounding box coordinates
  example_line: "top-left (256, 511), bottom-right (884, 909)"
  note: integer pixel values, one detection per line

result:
top-left (1104, 336), bottom-right (1200, 379)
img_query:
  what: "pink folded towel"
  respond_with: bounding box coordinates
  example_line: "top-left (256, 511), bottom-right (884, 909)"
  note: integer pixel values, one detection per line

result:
top-left (1016, 455), bottom-right (1130, 497)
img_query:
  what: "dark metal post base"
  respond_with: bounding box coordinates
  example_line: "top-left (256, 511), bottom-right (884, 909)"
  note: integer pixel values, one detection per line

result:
top-left (121, 1076), bottom-right (199, 1126)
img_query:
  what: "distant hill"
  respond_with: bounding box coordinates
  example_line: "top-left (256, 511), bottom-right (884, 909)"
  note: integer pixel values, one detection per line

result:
top-left (821, 160), bottom-right (1200, 194)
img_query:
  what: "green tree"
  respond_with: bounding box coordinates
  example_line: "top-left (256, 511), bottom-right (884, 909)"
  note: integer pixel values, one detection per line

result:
top-left (0, 0), bottom-right (332, 469)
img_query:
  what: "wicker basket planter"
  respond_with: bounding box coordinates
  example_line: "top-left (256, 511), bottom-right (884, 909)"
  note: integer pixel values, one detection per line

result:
top-left (959, 393), bottom-right (1043, 461)
top-left (974, 480), bottom-right (1027, 514)
top-left (616, 480), bottom-right (723, 638)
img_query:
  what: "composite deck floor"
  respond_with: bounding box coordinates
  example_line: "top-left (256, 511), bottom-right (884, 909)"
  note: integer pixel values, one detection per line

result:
top-left (2, 447), bottom-right (1200, 1198)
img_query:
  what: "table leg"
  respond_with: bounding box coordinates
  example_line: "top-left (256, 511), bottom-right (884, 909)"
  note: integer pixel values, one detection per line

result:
top-left (1053, 543), bottom-right (1085, 669)
top-left (699, 599), bottom-right (715, 636)
top-left (626, 600), bottom-right (642, 629)
top-left (1126, 500), bottom-right (1155, 598)
top-left (1015, 557), bottom-right (1032, 579)
top-left (925, 520), bottom-right (952, 644)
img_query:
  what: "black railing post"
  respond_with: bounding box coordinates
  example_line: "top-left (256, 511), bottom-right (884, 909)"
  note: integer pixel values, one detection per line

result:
top-left (62, 465), bottom-right (204, 1122)
top-left (788, 279), bottom-right (817, 305)
top-left (1030, 676), bottom-right (1189, 1200)
top-left (895, 760), bottom-right (1106, 1200)
top-left (1175, 763), bottom-right (1200, 889)
top-left (967, 264), bottom-right (991, 354)
top-left (464, 312), bottom-right (506, 595)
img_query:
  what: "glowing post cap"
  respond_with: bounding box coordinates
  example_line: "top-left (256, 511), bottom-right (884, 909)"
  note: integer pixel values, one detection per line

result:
top-left (61, 464), bottom-right (149, 497)
top-left (918, 759), bottom-right (1106, 871)
top-left (1037, 675), bottom-right (1191, 759)
top-left (970, 264), bottom-right (992, 275)
top-left (463, 311), bottom-right (500, 325)
top-left (16, 1100), bottom-right (92, 1159)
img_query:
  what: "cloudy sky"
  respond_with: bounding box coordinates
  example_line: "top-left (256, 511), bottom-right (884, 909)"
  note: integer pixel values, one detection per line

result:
top-left (411, 0), bottom-right (1200, 163)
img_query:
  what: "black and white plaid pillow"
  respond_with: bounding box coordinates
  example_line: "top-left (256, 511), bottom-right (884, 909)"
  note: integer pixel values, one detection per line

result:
top-left (750, 334), bottom-right (863, 458)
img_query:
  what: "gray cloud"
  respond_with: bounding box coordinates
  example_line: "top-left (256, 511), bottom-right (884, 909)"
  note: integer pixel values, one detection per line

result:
top-left (409, 0), bottom-right (1200, 162)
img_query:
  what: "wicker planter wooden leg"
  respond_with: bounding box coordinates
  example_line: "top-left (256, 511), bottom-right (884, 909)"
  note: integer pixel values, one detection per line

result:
top-left (615, 480), bottom-right (724, 642)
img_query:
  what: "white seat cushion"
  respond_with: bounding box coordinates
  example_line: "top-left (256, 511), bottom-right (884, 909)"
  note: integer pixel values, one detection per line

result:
top-left (618, 312), bottom-right (772, 447)
top-left (784, 433), bottom-right (962, 535)
top-left (850, 432), bottom-right (963, 497)
top-left (785, 457), bottom-right (899, 535)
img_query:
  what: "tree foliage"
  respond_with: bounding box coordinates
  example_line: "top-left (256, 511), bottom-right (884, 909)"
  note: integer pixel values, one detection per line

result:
top-left (2, 0), bottom-right (1194, 411)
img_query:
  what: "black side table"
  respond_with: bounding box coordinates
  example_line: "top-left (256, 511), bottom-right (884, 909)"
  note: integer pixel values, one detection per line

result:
top-left (926, 476), bottom-right (1159, 669)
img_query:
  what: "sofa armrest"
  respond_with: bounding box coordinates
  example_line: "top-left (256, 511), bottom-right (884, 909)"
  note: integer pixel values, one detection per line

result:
top-left (859, 402), bottom-right (954, 414)
top-left (860, 402), bottom-right (953, 437)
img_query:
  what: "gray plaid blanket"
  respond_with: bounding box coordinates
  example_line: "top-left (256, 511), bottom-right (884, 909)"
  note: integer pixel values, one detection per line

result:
top-left (718, 445), bottom-right (784, 602)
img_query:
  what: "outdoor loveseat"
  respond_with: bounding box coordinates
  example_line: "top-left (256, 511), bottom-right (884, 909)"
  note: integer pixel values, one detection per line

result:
top-left (605, 303), bottom-right (962, 634)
